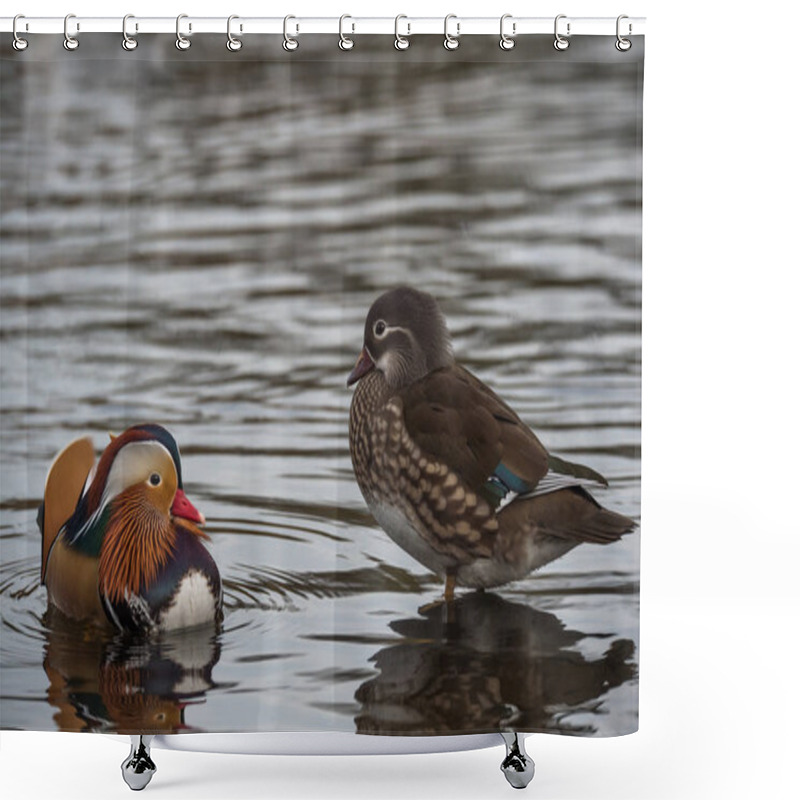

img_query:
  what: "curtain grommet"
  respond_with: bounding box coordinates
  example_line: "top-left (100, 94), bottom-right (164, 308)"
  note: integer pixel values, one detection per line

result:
top-left (394, 15), bottom-right (410, 51)
top-left (227, 15), bottom-right (243, 52)
top-left (615, 15), bottom-right (632, 51)
top-left (12, 15), bottom-right (29, 51)
top-left (339, 14), bottom-right (354, 51)
top-left (443, 14), bottom-right (460, 51)
top-left (499, 14), bottom-right (515, 51)
top-left (63, 13), bottom-right (79, 51)
top-left (121, 14), bottom-right (138, 51)
top-left (175, 14), bottom-right (191, 50)
top-left (283, 15), bottom-right (299, 51)
top-left (554, 15), bottom-right (570, 51)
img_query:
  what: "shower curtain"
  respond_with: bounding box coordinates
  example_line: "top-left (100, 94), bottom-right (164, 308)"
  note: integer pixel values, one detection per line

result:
top-left (0, 29), bottom-right (642, 740)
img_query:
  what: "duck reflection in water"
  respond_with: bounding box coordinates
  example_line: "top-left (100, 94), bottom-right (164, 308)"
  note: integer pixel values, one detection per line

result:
top-left (42, 609), bottom-right (221, 734)
top-left (355, 592), bottom-right (635, 736)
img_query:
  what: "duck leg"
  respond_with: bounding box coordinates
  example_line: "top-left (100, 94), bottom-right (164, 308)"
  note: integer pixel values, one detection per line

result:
top-left (418, 572), bottom-right (459, 615)
top-left (121, 735), bottom-right (157, 791)
top-left (500, 732), bottom-right (535, 789)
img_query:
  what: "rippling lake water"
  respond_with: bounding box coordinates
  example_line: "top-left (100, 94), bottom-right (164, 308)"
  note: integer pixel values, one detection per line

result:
top-left (1, 35), bottom-right (642, 737)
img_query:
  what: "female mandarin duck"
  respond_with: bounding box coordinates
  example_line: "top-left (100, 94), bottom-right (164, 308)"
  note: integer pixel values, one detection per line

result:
top-left (39, 423), bottom-right (222, 632)
top-left (348, 287), bottom-right (636, 600)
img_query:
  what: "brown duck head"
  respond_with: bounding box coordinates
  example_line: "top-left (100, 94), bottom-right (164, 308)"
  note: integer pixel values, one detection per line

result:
top-left (348, 287), bottom-right (454, 390)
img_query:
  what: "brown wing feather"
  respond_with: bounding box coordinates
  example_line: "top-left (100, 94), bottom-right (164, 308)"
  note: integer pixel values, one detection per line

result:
top-left (44, 538), bottom-right (106, 621)
top-left (402, 365), bottom-right (549, 494)
top-left (504, 487), bottom-right (635, 545)
top-left (42, 437), bottom-right (95, 582)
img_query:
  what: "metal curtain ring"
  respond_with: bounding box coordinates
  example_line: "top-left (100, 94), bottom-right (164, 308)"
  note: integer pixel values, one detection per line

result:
top-left (176, 13), bottom-right (191, 50)
top-left (122, 14), bottom-right (138, 51)
top-left (554, 14), bottom-right (570, 51)
top-left (63, 13), bottom-right (79, 51)
top-left (616, 14), bottom-right (632, 51)
top-left (443, 14), bottom-right (460, 51)
top-left (227, 15), bottom-right (243, 51)
top-left (12, 14), bottom-right (29, 51)
top-left (339, 14), bottom-right (354, 50)
top-left (499, 14), bottom-right (515, 51)
top-left (283, 15), bottom-right (299, 51)
top-left (394, 15), bottom-right (410, 51)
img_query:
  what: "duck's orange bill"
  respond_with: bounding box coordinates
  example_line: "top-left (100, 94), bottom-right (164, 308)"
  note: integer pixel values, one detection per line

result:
top-left (347, 347), bottom-right (375, 386)
top-left (171, 489), bottom-right (206, 525)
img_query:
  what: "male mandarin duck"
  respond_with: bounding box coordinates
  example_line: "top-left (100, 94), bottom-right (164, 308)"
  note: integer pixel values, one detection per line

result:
top-left (348, 287), bottom-right (636, 600)
top-left (38, 423), bottom-right (222, 632)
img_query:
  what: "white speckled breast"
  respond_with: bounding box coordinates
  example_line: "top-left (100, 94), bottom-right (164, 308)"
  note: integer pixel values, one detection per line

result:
top-left (367, 500), bottom-right (457, 578)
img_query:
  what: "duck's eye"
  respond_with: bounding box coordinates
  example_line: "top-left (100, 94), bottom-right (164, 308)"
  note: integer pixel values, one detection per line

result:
top-left (373, 320), bottom-right (387, 338)
top-left (148, 473), bottom-right (161, 487)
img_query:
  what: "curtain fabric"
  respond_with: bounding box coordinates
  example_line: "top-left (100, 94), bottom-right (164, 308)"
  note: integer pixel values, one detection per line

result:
top-left (0, 33), bottom-right (643, 738)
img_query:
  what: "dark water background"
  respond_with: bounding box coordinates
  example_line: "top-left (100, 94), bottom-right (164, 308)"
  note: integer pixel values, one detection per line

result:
top-left (1, 35), bottom-right (641, 737)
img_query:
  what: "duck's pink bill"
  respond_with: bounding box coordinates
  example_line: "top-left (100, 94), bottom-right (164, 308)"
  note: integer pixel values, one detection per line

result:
top-left (171, 488), bottom-right (206, 525)
top-left (347, 347), bottom-right (375, 386)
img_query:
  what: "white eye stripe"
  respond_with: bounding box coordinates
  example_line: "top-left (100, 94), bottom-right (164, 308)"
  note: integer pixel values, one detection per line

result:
top-left (102, 441), bottom-right (173, 505)
top-left (373, 323), bottom-right (408, 340)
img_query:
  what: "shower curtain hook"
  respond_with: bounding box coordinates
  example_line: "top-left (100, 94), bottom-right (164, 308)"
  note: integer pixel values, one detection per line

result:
top-left (615, 14), bottom-right (632, 51)
top-left (283, 15), bottom-right (299, 51)
top-left (63, 14), bottom-right (79, 51)
top-left (443, 14), bottom-right (460, 51)
top-left (339, 14), bottom-right (354, 50)
top-left (499, 14), bottom-right (516, 51)
top-left (122, 15), bottom-right (138, 51)
top-left (12, 15), bottom-right (29, 51)
top-left (394, 15), bottom-right (410, 51)
top-left (227, 15), bottom-right (243, 51)
top-left (175, 14), bottom-right (191, 50)
top-left (554, 14), bottom-right (570, 51)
